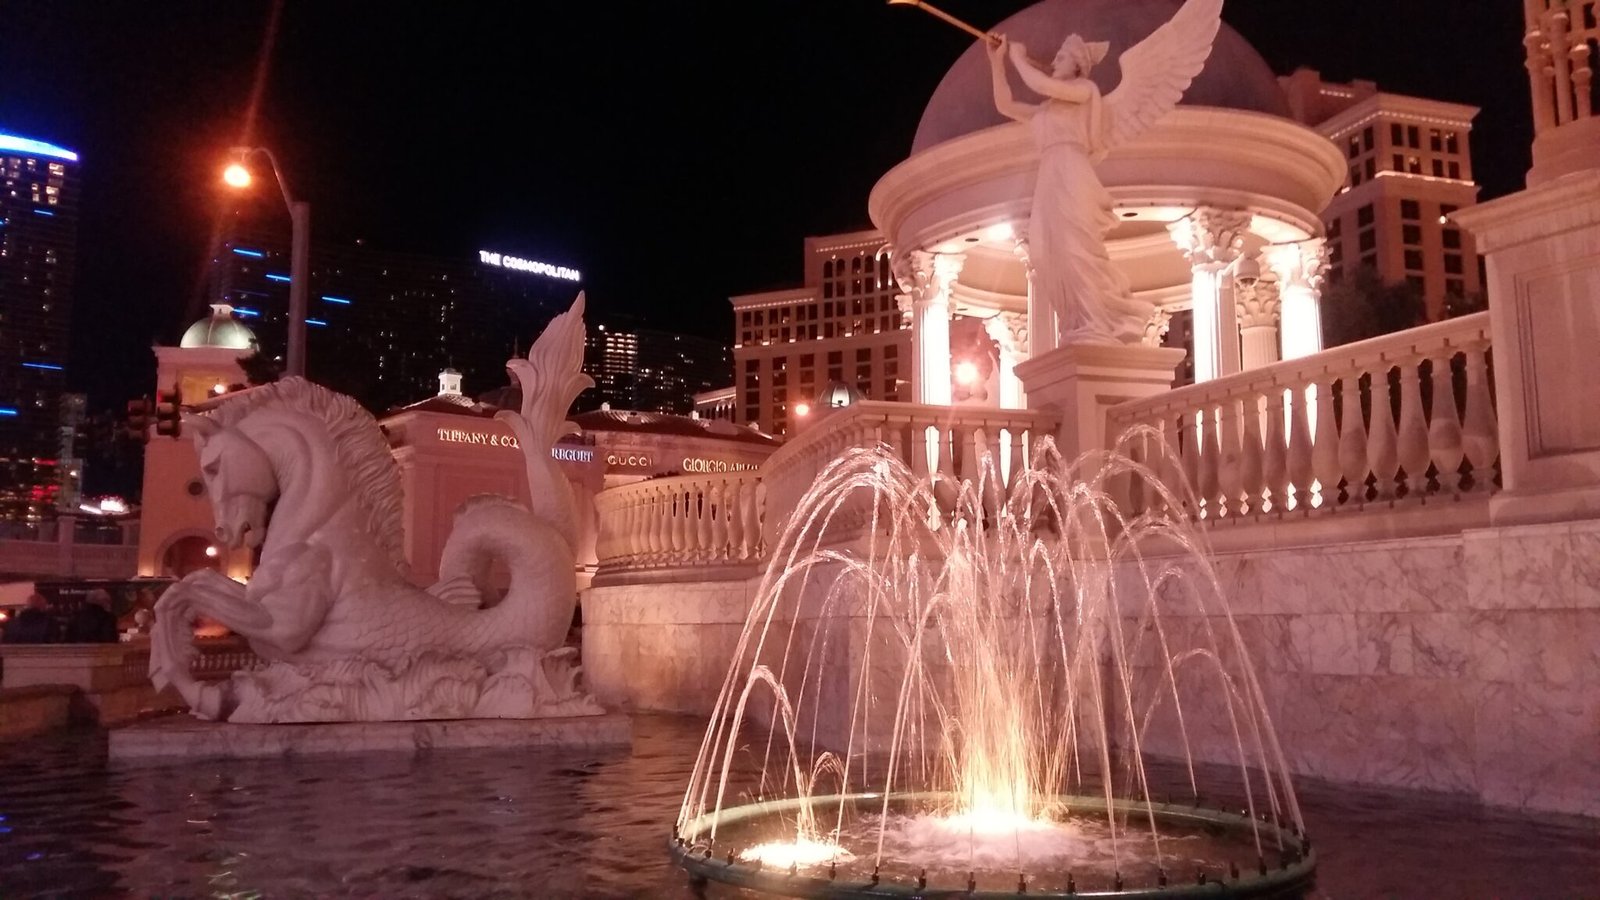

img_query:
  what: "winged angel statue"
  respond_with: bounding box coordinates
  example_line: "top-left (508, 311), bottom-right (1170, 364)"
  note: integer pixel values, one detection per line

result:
top-left (988, 0), bottom-right (1223, 345)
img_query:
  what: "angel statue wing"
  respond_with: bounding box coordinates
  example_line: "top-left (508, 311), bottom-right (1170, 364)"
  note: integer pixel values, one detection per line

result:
top-left (1103, 0), bottom-right (1224, 148)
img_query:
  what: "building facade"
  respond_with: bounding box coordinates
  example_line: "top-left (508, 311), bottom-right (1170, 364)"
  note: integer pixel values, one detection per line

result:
top-left (207, 227), bottom-right (582, 412)
top-left (1281, 68), bottom-right (1484, 320)
top-left (732, 230), bottom-right (910, 436)
top-left (580, 322), bottom-right (730, 416)
top-left (0, 131), bottom-right (79, 524)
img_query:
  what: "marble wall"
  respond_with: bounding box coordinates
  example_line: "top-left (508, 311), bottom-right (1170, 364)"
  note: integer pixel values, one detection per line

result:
top-left (1125, 519), bottom-right (1600, 818)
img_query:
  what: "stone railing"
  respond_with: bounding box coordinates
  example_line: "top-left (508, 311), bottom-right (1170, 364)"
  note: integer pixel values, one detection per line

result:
top-left (0, 540), bottom-right (138, 579)
top-left (1107, 312), bottom-right (1498, 528)
top-left (760, 401), bottom-right (1060, 543)
top-left (592, 472), bottom-right (767, 578)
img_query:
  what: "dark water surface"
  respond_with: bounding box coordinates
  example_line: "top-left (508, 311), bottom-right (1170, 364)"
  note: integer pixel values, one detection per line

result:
top-left (0, 715), bottom-right (1593, 898)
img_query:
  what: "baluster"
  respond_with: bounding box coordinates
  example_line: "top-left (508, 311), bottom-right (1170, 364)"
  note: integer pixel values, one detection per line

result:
top-left (704, 480), bottom-right (726, 562)
top-left (881, 418), bottom-right (906, 469)
top-left (934, 424), bottom-right (959, 517)
top-left (1153, 415), bottom-right (1182, 516)
top-left (1264, 389), bottom-right (1290, 514)
top-left (1197, 406), bottom-right (1221, 519)
top-left (1007, 425), bottom-right (1027, 496)
top-left (662, 486), bottom-right (682, 565)
top-left (1312, 378), bottom-right (1342, 509)
top-left (1181, 410), bottom-right (1203, 518)
top-left (1285, 383), bottom-right (1313, 512)
top-left (1461, 344), bottom-right (1499, 492)
top-left (753, 479), bottom-right (769, 558)
top-left (1395, 358), bottom-right (1431, 499)
top-left (1366, 365), bottom-right (1401, 500)
top-left (1214, 399), bottom-right (1242, 518)
top-left (911, 422), bottom-right (933, 483)
top-left (1337, 372), bottom-right (1371, 506)
top-left (1240, 393), bottom-right (1266, 516)
top-left (1429, 351), bottom-right (1466, 494)
top-left (724, 480), bottom-right (745, 561)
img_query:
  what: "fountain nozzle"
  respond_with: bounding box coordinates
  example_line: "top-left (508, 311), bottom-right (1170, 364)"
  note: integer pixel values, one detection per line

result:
top-left (1066, 872), bottom-right (1075, 894)
top-left (1196, 869), bottom-right (1207, 885)
top-left (1229, 862), bottom-right (1239, 881)
top-left (969, 871), bottom-right (978, 892)
top-left (1158, 868), bottom-right (1168, 886)
top-left (789, 862), bottom-right (798, 878)
top-left (829, 861), bottom-right (837, 881)
top-left (917, 868), bottom-right (927, 889)
top-left (1258, 856), bottom-right (1268, 876)
top-left (870, 865), bottom-right (880, 886)
top-left (1113, 872), bottom-right (1123, 892)
top-left (1017, 872), bottom-right (1027, 893)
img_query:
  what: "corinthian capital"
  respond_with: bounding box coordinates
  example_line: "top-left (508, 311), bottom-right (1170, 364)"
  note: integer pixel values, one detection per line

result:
top-left (1169, 208), bottom-right (1252, 269)
top-left (983, 311), bottom-right (1028, 356)
top-left (1236, 280), bottom-right (1281, 329)
top-left (899, 250), bottom-right (965, 305)
top-left (1263, 238), bottom-right (1330, 292)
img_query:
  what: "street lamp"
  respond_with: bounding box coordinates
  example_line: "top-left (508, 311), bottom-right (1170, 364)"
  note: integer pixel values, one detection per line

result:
top-left (222, 146), bottom-right (310, 378)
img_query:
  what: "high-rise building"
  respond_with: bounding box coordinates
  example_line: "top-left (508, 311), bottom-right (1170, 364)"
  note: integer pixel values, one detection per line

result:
top-left (1281, 68), bottom-right (1484, 320)
top-left (580, 321), bottom-right (731, 415)
top-left (0, 130), bottom-right (79, 524)
top-left (206, 226), bottom-right (582, 412)
top-left (732, 230), bottom-right (909, 436)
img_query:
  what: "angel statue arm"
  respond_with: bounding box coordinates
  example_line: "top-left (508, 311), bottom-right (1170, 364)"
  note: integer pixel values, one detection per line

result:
top-left (1004, 38), bottom-right (1096, 105)
top-left (986, 35), bottom-right (1039, 122)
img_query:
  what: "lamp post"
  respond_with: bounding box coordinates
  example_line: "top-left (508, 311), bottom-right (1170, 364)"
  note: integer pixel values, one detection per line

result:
top-left (222, 147), bottom-right (310, 378)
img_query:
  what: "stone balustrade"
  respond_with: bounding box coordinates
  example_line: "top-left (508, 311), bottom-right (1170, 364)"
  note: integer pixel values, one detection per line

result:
top-left (591, 472), bottom-right (767, 578)
top-left (1108, 311), bottom-right (1498, 527)
top-left (760, 401), bottom-right (1060, 543)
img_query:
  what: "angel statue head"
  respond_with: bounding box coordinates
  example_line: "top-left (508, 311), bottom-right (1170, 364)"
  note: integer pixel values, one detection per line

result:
top-left (1051, 33), bottom-right (1110, 79)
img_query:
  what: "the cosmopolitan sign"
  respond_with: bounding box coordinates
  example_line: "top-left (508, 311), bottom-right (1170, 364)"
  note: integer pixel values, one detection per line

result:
top-left (478, 250), bottom-right (581, 283)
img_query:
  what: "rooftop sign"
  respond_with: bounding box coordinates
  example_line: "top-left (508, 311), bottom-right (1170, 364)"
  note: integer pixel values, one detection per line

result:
top-left (478, 250), bottom-right (581, 283)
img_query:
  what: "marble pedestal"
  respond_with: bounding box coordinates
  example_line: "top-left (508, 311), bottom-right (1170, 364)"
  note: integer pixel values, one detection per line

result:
top-left (109, 713), bottom-right (632, 763)
top-left (1014, 342), bottom-right (1185, 458)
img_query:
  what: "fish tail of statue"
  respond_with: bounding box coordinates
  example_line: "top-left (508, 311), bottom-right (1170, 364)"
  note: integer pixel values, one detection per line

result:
top-left (498, 293), bottom-right (594, 551)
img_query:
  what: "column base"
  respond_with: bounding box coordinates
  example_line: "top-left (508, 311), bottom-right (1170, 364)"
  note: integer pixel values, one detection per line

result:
top-left (1014, 342), bottom-right (1184, 460)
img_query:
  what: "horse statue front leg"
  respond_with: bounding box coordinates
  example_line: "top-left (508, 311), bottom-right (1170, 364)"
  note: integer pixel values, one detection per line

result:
top-left (150, 570), bottom-right (261, 719)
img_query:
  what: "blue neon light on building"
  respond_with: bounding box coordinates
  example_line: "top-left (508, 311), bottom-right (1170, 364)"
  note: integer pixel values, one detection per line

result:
top-left (320, 295), bottom-right (351, 305)
top-left (234, 307), bottom-right (261, 317)
top-left (32, 208), bottom-right (54, 217)
top-left (231, 248), bottom-right (265, 258)
top-left (0, 132), bottom-right (79, 163)
top-left (265, 273), bottom-right (291, 283)
top-left (21, 362), bottom-right (62, 371)
top-left (305, 318), bottom-right (328, 327)
top-left (0, 407), bottom-right (19, 417)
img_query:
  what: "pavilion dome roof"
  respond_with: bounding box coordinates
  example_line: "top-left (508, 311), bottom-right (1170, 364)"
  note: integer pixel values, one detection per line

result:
top-left (180, 304), bottom-right (258, 351)
top-left (911, 0), bottom-right (1290, 155)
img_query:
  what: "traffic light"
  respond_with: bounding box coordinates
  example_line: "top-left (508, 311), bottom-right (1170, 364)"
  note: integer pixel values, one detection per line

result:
top-left (154, 387), bottom-right (182, 438)
top-left (125, 396), bottom-right (152, 443)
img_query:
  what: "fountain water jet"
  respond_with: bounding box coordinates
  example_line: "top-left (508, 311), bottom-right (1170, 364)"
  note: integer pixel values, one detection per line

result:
top-left (672, 432), bottom-right (1315, 897)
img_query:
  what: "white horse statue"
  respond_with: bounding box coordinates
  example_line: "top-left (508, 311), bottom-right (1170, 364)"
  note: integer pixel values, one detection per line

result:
top-left (150, 296), bottom-right (603, 722)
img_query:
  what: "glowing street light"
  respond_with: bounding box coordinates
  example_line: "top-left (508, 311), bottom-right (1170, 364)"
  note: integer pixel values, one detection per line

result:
top-left (221, 162), bottom-right (252, 189)
top-left (794, 402), bottom-right (812, 418)
top-left (205, 545), bottom-right (220, 559)
top-left (955, 360), bottom-right (980, 387)
top-left (222, 146), bottom-right (310, 378)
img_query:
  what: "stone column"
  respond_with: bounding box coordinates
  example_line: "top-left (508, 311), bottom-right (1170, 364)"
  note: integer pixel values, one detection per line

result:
top-left (902, 251), bottom-right (964, 406)
top-left (983, 312), bottom-right (1029, 410)
top-left (1169, 208), bottom-right (1251, 382)
top-left (1264, 239), bottom-right (1329, 362)
top-left (1236, 276), bottom-right (1282, 371)
top-left (1012, 228), bottom-right (1052, 360)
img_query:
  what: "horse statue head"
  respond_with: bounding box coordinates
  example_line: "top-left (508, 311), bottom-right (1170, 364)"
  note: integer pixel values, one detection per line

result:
top-left (184, 378), bottom-right (408, 571)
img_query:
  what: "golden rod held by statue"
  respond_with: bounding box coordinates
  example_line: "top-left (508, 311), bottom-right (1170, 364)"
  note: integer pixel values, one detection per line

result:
top-left (886, 0), bottom-right (998, 45)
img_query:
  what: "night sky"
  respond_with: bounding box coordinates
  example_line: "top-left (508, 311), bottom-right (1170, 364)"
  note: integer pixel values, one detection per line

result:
top-left (0, 0), bottom-right (1530, 413)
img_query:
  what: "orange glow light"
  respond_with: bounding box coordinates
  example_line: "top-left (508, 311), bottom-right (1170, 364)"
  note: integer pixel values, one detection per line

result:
top-left (222, 162), bottom-right (252, 189)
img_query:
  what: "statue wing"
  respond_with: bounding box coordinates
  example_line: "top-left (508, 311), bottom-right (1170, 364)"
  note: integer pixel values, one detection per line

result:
top-left (504, 292), bottom-right (594, 450)
top-left (1103, 0), bottom-right (1224, 148)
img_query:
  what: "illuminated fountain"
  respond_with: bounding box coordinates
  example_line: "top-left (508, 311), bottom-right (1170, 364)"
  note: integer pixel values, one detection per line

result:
top-left (671, 434), bottom-right (1315, 897)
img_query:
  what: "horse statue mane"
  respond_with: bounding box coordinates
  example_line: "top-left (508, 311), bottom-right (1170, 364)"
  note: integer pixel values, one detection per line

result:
top-left (196, 377), bottom-right (409, 573)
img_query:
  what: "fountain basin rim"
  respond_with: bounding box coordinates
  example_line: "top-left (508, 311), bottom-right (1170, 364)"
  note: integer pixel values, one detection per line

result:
top-left (672, 791), bottom-right (1316, 899)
